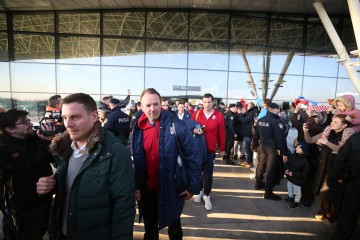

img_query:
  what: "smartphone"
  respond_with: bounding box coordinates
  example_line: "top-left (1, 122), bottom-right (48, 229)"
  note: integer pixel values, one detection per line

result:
top-left (300, 103), bottom-right (307, 109)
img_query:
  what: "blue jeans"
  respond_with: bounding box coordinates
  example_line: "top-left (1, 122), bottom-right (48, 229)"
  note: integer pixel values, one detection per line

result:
top-left (243, 136), bottom-right (253, 164)
top-left (200, 152), bottom-right (216, 196)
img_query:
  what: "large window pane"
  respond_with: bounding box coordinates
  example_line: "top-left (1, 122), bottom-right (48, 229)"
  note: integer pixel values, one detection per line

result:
top-left (146, 40), bottom-right (187, 68)
top-left (190, 12), bottom-right (229, 41)
top-left (303, 76), bottom-right (337, 103)
top-left (101, 66), bottom-right (144, 96)
top-left (0, 32), bottom-right (8, 61)
top-left (0, 62), bottom-right (10, 91)
top-left (304, 55), bottom-right (338, 77)
top-left (188, 70), bottom-right (227, 98)
top-left (14, 34), bottom-right (55, 63)
top-left (13, 13), bottom-right (54, 32)
top-left (268, 75), bottom-right (303, 102)
top-left (231, 16), bottom-right (267, 45)
top-left (189, 42), bottom-right (228, 70)
top-left (336, 78), bottom-right (360, 104)
top-left (103, 12), bottom-right (145, 37)
top-left (269, 20), bottom-right (303, 48)
top-left (0, 13), bottom-right (6, 30)
top-left (59, 36), bottom-right (100, 64)
top-left (147, 12), bottom-right (188, 40)
top-left (10, 62), bottom-right (56, 92)
top-left (268, 49), bottom-right (304, 75)
top-left (59, 13), bottom-right (100, 35)
top-left (145, 68), bottom-right (187, 96)
top-left (229, 45), bottom-right (266, 73)
top-left (103, 38), bottom-right (144, 66)
top-left (228, 72), bottom-right (255, 100)
top-left (57, 64), bottom-right (100, 94)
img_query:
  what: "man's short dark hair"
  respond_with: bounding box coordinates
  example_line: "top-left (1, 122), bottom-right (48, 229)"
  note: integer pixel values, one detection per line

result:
top-left (161, 97), bottom-right (168, 102)
top-left (0, 109), bottom-right (28, 136)
top-left (178, 101), bottom-right (185, 106)
top-left (203, 93), bottom-right (214, 101)
top-left (140, 88), bottom-right (161, 102)
top-left (48, 95), bottom-right (61, 108)
top-left (62, 93), bottom-right (97, 113)
top-left (219, 102), bottom-right (225, 106)
top-left (263, 98), bottom-right (271, 108)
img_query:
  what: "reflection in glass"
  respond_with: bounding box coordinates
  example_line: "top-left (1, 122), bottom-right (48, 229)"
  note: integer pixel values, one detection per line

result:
top-left (57, 64), bottom-right (100, 94)
top-left (189, 42), bottom-right (228, 70)
top-left (59, 13), bottom-right (100, 35)
top-left (190, 12), bottom-right (229, 41)
top-left (147, 12), bottom-right (188, 40)
top-left (0, 32), bottom-right (8, 61)
top-left (188, 70), bottom-right (227, 98)
top-left (102, 38), bottom-right (144, 66)
top-left (0, 92), bottom-right (11, 110)
top-left (269, 21), bottom-right (303, 48)
top-left (303, 76), bottom-right (337, 102)
top-left (101, 66), bottom-right (144, 96)
top-left (10, 62), bottom-right (56, 92)
top-left (304, 55), bottom-right (338, 77)
top-left (0, 62), bottom-right (10, 91)
top-left (0, 13), bottom-right (6, 30)
top-left (231, 17), bottom-right (267, 45)
top-left (146, 40), bottom-right (187, 68)
top-left (13, 13), bottom-right (54, 32)
top-left (103, 12), bottom-right (145, 37)
top-left (11, 92), bottom-right (52, 122)
top-left (14, 34), bottom-right (55, 63)
top-left (145, 68), bottom-right (187, 96)
top-left (59, 36), bottom-right (100, 64)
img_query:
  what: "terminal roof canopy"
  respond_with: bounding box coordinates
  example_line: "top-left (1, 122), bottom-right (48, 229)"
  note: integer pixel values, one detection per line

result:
top-left (0, 0), bottom-right (349, 15)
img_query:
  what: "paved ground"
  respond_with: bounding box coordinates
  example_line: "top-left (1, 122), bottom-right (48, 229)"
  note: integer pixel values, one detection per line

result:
top-left (133, 157), bottom-right (360, 240)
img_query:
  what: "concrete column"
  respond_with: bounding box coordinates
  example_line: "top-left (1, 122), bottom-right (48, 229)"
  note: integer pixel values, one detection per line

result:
top-left (313, 1), bottom-right (360, 94)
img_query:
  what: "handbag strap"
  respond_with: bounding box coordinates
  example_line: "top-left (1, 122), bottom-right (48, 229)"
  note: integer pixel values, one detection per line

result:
top-left (172, 121), bottom-right (183, 167)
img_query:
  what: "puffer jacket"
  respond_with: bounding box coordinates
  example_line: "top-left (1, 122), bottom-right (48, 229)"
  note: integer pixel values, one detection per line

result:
top-left (333, 94), bottom-right (360, 131)
top-left (48, 122), bottom-right (135, 240)
top-left (285, 153), bottom-right (310, 186)
top-left (132, 110), bottom-right (201, 229)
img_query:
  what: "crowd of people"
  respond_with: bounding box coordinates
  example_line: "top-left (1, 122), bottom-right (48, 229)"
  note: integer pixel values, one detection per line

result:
top-left (0, 90), bottom-right (359, 240)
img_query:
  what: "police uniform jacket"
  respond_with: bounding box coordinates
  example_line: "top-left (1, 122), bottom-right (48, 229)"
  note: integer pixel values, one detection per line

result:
top-left (104, 106), bottom-right (130, 145)
top-left (253, 111), bottom-right (288, 156)
top-left (224, 110), bottom-right (236, 135)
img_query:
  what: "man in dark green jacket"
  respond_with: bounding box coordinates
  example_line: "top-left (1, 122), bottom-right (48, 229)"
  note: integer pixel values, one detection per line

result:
top-left (37, 93), bottom-right (135, 240)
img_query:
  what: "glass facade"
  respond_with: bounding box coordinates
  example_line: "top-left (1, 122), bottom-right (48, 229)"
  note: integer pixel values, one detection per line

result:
top-left (0, 10), bottom-right (359, 121)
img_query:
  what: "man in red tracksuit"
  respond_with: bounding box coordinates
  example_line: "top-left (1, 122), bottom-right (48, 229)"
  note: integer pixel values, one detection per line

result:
top-left (191, 93), bottom-right (225, 211)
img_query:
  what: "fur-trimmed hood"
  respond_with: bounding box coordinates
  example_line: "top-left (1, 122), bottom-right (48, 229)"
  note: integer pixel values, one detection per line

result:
top-left (333, 95), bottom-right (355, 111)
top-left (49, 121), bottom-right (102, 160)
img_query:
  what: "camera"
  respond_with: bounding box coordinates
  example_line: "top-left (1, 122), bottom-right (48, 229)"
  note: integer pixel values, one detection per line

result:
top-left (33, 111), bottom-right (65, 136)
top-left (300, 103), bottom-right (308, 109)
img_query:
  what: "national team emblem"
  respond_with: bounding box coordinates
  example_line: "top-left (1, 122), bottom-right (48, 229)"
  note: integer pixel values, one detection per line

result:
top-left (170, 127), bottom-right (175, 134)
top-left (212, 115), bottom-right (216, 120)
top-left (278, 123), bottom-right (283, 129)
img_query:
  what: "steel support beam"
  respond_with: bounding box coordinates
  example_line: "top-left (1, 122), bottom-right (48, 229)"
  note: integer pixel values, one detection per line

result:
top-left (313, 1), bottom-right (360, 94)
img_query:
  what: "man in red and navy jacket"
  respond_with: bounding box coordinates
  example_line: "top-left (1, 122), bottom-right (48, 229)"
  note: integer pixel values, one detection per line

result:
top-left (191, 93), bottom-right (225, 211)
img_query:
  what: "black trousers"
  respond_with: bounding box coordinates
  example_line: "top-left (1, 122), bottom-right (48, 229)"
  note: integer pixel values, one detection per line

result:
top-left (10, 202), bottom-right (51, 240)
top-left (142, 191), bottom-right (183, 240)
top-left (225, 132), bottom-right (235, 159)
top-left (256, 145), bottom-right (279, 189)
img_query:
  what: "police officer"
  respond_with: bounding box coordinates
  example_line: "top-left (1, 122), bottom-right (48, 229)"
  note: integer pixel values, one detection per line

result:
top-left (224, 104), bottom-right (237, 165)
top-left (252, 102), bottom-right (288, 200)
top-left (104, 98), bottom-right (131, 146)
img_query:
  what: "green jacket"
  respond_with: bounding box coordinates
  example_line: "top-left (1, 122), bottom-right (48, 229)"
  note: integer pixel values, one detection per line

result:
top-left (49, 122), bottom-right (135, 240)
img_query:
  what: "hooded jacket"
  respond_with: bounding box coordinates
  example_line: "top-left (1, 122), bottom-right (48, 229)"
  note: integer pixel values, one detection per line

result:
top-left (132, 110), bottom-right (201, 229)
top-left (48, 122), bottom-right (135, 240)
top-left (333, 94), bottom-right (360, 131)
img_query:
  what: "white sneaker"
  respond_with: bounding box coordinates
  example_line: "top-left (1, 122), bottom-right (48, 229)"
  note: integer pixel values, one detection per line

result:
top-left (203, 195), bottom-right (212, 211)
top-left (249, 173), bottom-right (255, 179)
top-left (194, 191), bottom-right (203, 203)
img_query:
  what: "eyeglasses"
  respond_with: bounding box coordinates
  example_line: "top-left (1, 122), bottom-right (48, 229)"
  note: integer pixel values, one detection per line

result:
top-left (15, 119), bottom-right (31, 125)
